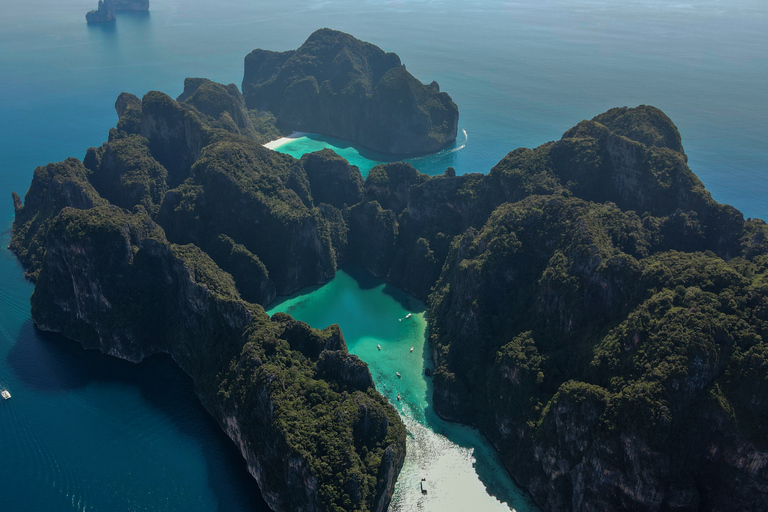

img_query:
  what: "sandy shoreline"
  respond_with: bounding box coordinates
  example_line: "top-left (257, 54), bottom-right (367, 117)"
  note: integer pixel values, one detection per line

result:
top-left (263, 131), bottom-right (307, 150)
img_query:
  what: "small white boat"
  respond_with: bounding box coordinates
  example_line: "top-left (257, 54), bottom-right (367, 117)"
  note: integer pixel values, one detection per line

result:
top-left (396, 372), bottom-right (401, 378)
top-left (377, 344), bottom-right (382, 351)
top-left (405, 313), bottom-right (412, 319)
top-left (1, 390), bottom-right (10, 400)
top-left (410, 346), bottom-right (414, 353)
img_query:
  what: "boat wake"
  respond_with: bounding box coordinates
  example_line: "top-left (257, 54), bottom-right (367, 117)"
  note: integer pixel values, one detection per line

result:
top-left (448, 129), bottom-right (468, 153)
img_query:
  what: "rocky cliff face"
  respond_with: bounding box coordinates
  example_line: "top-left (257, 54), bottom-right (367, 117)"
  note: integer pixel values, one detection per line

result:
top-left (10, 158), bottom-right (108, 279)
top-left (242, 28), bottom-right (459, 155)
top-left (332, 106), bottom-right (768, 511)
top-left (13, 75), bottom-right (768, 512)
top-left (86, 0), bottom-right (115, 23)
top-left (11, 75), bottom-right (407, 512)
top-left (139, 90), bottom-right (211, 187)
top-left (17, 202), bottom-right (405, 512)
top-left (300, 149), bottom-right (363, 209)
top-left (177, 77), bottom-right (257, 139)
top-left (86, 0), bottom-right (148, 23)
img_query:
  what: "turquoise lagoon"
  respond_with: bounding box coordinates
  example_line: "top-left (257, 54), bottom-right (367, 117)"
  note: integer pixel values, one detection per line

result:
top-left (268, 268), bottom-right (536, 512)
top-left (274, 130), bottom-right (469, 177)
top-left (1, 0), bottom-right (767, 510)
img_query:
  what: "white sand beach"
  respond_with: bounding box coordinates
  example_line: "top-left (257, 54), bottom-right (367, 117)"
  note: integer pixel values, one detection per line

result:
top-left (263, 131), bottom-right (307, 150)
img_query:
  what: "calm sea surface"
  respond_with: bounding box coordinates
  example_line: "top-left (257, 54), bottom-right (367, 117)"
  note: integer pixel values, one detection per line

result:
top-left (1, 0), bottom-right (766, 510)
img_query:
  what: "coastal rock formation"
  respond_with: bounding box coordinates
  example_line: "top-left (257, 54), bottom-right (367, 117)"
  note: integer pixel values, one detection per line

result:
top-left (338, 106), bottom-right (768, 511)
top-left (28, 205), bottom-right (404, 512)
top-left (86, 0), bottom-right (115, 23)
top-left (11, 76), bottom-right (406, 512)
top-left (12, 57), bottom-right (768, 512)
top-left (177, 77), bottom-right (257, 139)
top-left (242, 29), bottom-right (459, 155)
top-left (86, 0), bottom-right (148, 23)
top-left (300, 149), bottom-right (364, 209)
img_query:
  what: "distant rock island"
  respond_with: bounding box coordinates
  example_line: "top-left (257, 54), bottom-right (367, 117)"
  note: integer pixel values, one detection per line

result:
top-left (242, 29), bottom-right (459, 155)
top-left (86, 0), bottom-right (149, 24)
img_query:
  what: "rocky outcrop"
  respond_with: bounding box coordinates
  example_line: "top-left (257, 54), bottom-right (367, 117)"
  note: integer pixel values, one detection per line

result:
top-left (177, 78), bottom-right (257, 139)
top-left (347, 201), bottom-right (398, 277)
top-left (138, 91), bottom-right (211, 187)
top-left (331, 106), bottom-right (768, 511)
top-left (11, 74), bottom-right (409, 512)
top-left (9, 158), bottom-right (108, 279)
top-left (84, 133), bottom-right (169, 214)
top-left (155, 139), bottom-right (339, 297)
top-left (19, 202), bottom-right (405, 512)
top-left (115, 92), bottom-right (142, 134)
top-left (13, 83), bottom-right (768, 512)
top-left (86, 0), bottom-right (148, 23)
top-left (242, 29), bottom-right (459, 155)
top-left (300, 149), bottom-right (363, 209)
top-left (86, 0), bottom-right (115, 23)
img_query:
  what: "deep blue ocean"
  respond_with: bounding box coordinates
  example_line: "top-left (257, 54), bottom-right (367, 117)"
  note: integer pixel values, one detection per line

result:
top-left (1, 1), bottom-right (766, 510)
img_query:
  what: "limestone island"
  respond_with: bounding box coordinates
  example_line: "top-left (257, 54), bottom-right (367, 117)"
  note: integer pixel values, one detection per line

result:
top-left (86, 0), bottom-right (149, 24)
top-left (243, 28), bottom-right (459, 155)
top-left (11, 32), bottom-right (768, 512)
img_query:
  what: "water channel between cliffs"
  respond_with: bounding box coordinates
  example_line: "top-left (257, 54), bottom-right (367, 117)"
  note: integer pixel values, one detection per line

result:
top-left (267, 266), bottom-right (539, 512)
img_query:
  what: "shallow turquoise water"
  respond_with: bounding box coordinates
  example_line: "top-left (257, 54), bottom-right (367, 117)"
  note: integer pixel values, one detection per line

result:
top-left (268, 267), bottom-right (538, 512)
top-left (275, 130), bottom-right (469, 177)
top-left (1, 0), bottom-right (766, 510)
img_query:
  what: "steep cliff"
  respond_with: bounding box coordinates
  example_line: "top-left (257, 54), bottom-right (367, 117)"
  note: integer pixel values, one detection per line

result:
top-left (17, 199), bottom-right (405, 512)
top-left (86, 0), bottom-right (148, 23)
top-left (242, 28), bottom-right (459, 155)
top-left (336, 106), bottom-right (768, 511)
top-left (13, 72), bottom-right (768, 512)
top-left (10, 158), bottom-right (108, 279)
top-left (11, 75), bottom-right (408, 512)
top-left (177, 77), bottom-right (257, 139)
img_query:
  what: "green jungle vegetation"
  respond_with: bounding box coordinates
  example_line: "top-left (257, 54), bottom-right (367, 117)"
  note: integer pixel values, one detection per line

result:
top-left (11, 48), bottom-right (768, 510)
top-left (242, 28), bottom-right (458, 155)
top-left (12, 77), bottom-right (405, 512)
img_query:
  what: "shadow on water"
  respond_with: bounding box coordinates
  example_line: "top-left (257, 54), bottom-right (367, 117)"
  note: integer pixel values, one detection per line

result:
top-left (86, 20), bottom-right (117, 35)
top-left (267, 263), bottom-right (426, 315)
top-left (266, 282), bottom-right (325, 313)
top-left (304, 133), bottom-right (401, 165)
top-left (343, 263), bottom-right (427, 314)
top-left (7, 321), bottom-right (270, 512)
